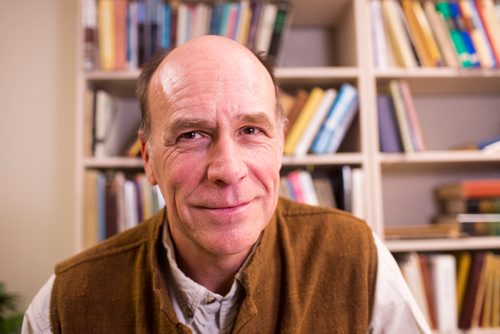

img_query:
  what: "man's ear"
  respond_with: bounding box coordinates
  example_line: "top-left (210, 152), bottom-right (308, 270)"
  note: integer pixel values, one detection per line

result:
top-left (139, 132), bottom-right (158, 185)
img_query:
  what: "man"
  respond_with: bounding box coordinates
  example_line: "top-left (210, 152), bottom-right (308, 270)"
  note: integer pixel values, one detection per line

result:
top-left (23, 35), bottom-right (430, 333)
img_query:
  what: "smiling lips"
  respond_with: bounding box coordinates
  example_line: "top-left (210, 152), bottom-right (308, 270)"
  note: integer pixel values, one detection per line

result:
top-left (198, 201), bottom-right (251, 213)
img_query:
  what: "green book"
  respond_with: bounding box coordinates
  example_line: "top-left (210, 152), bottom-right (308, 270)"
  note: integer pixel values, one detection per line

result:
top-left (435, 1), bottom-right (472, 68)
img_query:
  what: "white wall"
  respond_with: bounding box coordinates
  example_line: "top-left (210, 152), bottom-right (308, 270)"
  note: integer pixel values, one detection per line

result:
top-left (0, 0), bottom-right (77, 310)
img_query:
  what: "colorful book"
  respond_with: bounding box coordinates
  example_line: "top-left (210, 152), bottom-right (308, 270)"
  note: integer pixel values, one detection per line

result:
top-left (459, 0), bottom-right (496, 68)
top-left (284, 87), bottom-right (324, 155)
top-left (475, 0), bottom-right (500, 65)
top-left (267, 1), bottom-right (291, 65)
top-left (294, 88), bottom-right (337, 156)
top-left (435, 1), bottom-right (473, 68)
top-left (423, 0), bottom-right (460, 67)
top-left (448, 0), bottom-right (481, 67)
top-left (411, 0), bottom-right (444, 67)
top-left (310, 83), bottom-right (358, 154)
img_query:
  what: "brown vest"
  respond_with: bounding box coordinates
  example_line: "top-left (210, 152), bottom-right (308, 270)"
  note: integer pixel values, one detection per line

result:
top-left (51, 197), bottom-right (377, 333)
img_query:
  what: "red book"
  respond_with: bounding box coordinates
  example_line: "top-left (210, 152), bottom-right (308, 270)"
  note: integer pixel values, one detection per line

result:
top-left (436, 179), bottom-right (500, 199)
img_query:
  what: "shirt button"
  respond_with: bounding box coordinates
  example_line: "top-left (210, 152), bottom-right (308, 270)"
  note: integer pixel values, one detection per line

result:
top-left (203, 296), bottom-right (216, 304)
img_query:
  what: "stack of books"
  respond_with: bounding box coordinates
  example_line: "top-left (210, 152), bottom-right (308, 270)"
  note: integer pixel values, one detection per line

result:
top-left (82, 0), bottom-right (292, 71)
top-left (282, 83), bottom-right (359, 156)
top-left (433, 178), bottom-right (500, 237)
top-left (371, 0), bottom-right (500, 69)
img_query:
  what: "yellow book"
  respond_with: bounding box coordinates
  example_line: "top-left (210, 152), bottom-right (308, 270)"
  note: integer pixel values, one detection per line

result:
top-left (97, 0), bottom-right (116, 71)
top-left (456, 252), bottom-right (472, 317)
top-left (471, 252), bottom-right (495, 327)
top-left (237, 1), bottom-right (252, 45)
top-left (492, 257), bottom-right (500, 326)
top-left (381, 0), bottom-right (418, 68)
top-left (411, 0), bottom-right (443, 67)
top-left (284, 87), bottom-right (324, 155)
top-left (402, 0), bottom-right (433, 67)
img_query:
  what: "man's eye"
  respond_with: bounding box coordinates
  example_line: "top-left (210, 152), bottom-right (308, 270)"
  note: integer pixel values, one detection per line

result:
top-left (179, 131), bottom-right (201, 140)
top-left (242, 127), bottom-right (261, 135)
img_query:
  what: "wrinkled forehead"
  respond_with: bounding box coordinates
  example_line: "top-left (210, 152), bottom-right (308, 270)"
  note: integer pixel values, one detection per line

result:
top-left (154, 52), bottom-right (273, 97)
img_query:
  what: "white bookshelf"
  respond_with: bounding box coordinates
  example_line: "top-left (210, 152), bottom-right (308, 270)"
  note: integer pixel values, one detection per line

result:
top-left (74, 0), bottom-right (500, 331)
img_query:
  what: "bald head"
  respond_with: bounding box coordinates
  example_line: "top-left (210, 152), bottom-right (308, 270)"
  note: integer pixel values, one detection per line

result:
top-left (137, 36), bottom-right (283, 142)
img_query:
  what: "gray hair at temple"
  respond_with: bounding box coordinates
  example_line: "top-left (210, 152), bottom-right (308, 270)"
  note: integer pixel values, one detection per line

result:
top-left (136, 47), bottom-right (285, 142)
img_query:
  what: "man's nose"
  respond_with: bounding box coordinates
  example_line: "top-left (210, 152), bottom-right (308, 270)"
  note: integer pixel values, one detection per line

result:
top-left (207, 135), bottom-right (248, 185)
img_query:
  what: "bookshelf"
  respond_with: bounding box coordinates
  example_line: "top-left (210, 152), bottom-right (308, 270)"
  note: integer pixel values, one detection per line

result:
top-left (75, 0), bottom-right (500, 331)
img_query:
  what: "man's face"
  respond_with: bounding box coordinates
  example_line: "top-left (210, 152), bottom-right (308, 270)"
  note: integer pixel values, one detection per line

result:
top-left (143, 44), bottom-right (283, 259)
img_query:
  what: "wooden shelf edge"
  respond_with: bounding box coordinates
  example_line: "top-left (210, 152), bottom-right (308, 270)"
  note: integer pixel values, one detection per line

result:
top-left (378, 151), bottom-right (500, 165)
top-left (375, 68), bottom-right (500, 79)
top-left (282, 153), bottom-right (364, 166)
top-left (386, 236), bottom-right (500, 253)
top-left (84, 157), bottom-right (144, 169)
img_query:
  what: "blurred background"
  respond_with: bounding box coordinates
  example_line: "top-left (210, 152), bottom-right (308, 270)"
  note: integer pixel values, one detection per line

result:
top-left (0, 0), bottom-right (77, 311)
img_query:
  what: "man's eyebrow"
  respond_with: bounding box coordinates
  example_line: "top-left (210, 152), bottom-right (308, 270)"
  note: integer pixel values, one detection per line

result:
top-left (235, 112), bottom-right (275, 131)
top-left (163, 118), bottom-right (212, 136)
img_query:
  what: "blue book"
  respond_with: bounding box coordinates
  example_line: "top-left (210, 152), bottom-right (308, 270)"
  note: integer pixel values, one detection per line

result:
top-left (97, 172), bottom-right (107, 241)
top-left (161, 3), bottom-right (171, 49)
top-left (219, 3), bottom-right (232, 36)
top-left (209, 3), bottom-right (223, 35)
top-left (448, 1), bottom-right (481, 68)
top-left (377, 94), bottom-right (403, 153)
top-left (310, 83), bottom-right (358, 154)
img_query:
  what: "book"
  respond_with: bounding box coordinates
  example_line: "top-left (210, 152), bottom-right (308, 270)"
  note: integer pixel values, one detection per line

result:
top-left (377, 94), bottom-right (403, 153)
top-left (427, 254), bottom-right (458, 331)
top-left (284, 89), bottom-right (309, 136)
top-left (459, 0), bottom-right (496, 68)
top-left (448, 0), bottom-right (481, 67)
top-left (475, 0), bottom-right (500, 65)
top-left (384, 223), bottom-right (461, 240)
top-left (101, 96), bottom-right (142, 157)
top-left (97, 0), bottom-right (116, 71)
top-left (381, 0), bottom-right (418, 67)
top-left (399, 253), bottom-right (434, 327)
top-left (459, 252), bottom-right (486, 329)
top-left (371, 0), bottom-right (391, 69)
top-left (435, 1), bottom-right (474, 68)
top-left (456, 252), bottom-right (472, 319)
top-left (82, 0), bottom-right (98, 71)
top-left (434, 213), bottom-right (500, 237)
top-left (267, 1), bottom-right (292, 65)
top-left (294, 88), bottom-right (337, 156)
top-left (423, 0), bottom-right (461, 67)
top-left (412, 0), bottom-right (444, 67)
top-left (438, 197), bottom-right (500, 214)
top-left (436, 179), bottom-right (500, 199)
top-left (254, 2), bottom-right (277, 54)
top-left (312, 176), bottom-right (337, 208)
top-left (127, 1), bottom-right (139, 69)
top-left (237, 0), bottom-right (252, 45)
top-left (399, 80), bottom-right (426, 151)
top-left (470, 252), bottom-right (496, 327)
top-left (310, 83), bottom-right (358, 154)
top-left (418, 255), bottom-right (438, 329)
top-left (284, 87), bottom-right (324, 155)
top-left (351, 168), bottom-right (364, 219)
top-left (402, 0), bottom-right (435, 67)
top-left (84, 170), bottom-right (99, 248)
top-left (94, 90), bottom-right (114, 157)
top-left (389, 80), bottom-right (413, 153)
top-left (114, 0), bottom-right (127, 70)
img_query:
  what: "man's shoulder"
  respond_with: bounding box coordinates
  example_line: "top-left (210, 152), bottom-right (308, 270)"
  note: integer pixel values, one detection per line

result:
top-left (55, 210), bottom-right (164, 275)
